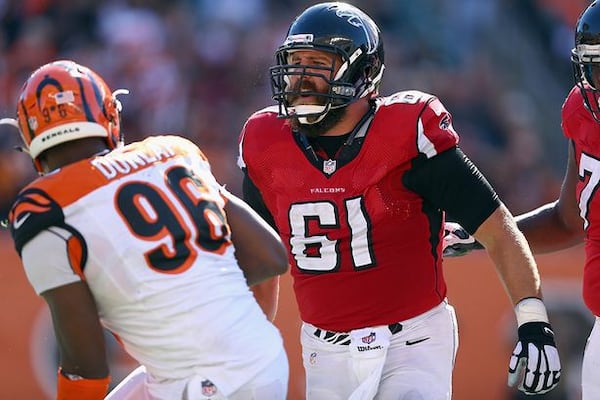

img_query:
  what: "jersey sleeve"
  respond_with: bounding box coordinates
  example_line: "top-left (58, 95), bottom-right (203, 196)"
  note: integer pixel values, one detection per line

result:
top-left (378, 91), bottom-right (459, 159)
top-left (236, 106), bottom-right (281, 172)
top-left (417, 95), bottom-right (460, 158)
top-left (561, 86), bottom-right (587, 140)
top-left (9, 188), bottom-right (67, 255)
top-left (21, 228), bottom-right (81, 295)
top-left (403, 146), bottom-right (500, 233)
top-left (242, 172), bottom-right (277, 230)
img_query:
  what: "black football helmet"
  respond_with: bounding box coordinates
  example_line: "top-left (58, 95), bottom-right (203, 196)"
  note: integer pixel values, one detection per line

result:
top-left (572, 1), bottom-right (600, 123)
top-left (269, 2), bottom-right (384, 124)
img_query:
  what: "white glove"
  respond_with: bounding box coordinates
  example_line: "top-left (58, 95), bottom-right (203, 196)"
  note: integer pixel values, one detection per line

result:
top-left (442, 222), bottom-right (483, 257)
top-left (508, 298), bottom-right (561, 395)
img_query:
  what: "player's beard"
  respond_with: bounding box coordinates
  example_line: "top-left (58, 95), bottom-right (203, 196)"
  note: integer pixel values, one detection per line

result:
top-left (291, 106), bottom-right (347, 138)
top-left (288, 80), bottom-right (347, 137)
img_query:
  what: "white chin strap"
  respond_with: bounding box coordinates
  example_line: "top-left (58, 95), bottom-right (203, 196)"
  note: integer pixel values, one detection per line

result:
top-left (288, 104), bottom-right (330, 124)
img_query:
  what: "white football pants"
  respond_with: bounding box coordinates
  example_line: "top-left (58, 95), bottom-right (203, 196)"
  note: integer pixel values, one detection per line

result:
top-left (301, 300), bottom-right (458, 400)
top-left (582, 316), bottom-right (600, 400)
top-left (104, 346), bottom-right (288, 400)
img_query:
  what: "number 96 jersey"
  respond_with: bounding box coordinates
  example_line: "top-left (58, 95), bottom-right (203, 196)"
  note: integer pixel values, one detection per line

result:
top-left (8, 135), bottom-right (283, 390)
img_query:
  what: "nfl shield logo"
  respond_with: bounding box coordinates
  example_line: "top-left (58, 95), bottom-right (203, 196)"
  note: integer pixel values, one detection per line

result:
top-left (362, 332), bottom-right (376, 344)
top-left (323, 159), bottom-right (337, 175)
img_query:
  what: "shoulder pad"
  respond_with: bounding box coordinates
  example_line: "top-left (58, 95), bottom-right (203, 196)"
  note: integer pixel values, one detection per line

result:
top-left (244, 106), bottom-right (282, 128)
top-left (9, 188), bottom-right (65, 255)
top-left (240, 106), bottom-right (289, 144)
top-left (377, 90), bottom-right (436, 108)
top-left (562, 86), bottom-right (586, 118)
top-left (252, 105), bottom-right (280, 117)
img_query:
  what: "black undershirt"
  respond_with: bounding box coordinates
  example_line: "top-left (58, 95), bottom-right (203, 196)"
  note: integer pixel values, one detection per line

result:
top-left (309, 133), bottom-right (351, 159)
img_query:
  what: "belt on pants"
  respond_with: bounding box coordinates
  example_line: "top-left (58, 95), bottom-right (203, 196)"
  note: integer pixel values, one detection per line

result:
top-left (313, 322), bottom-right (403, 346)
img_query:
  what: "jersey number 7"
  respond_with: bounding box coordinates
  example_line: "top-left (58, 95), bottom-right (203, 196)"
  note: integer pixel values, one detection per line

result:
top-left (579, 152), bottom-right (600, 230)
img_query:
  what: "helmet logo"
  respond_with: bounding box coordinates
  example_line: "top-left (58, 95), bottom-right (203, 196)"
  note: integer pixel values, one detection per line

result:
top-left (332, 4), bottom-right (378, 53)
top-left (335, 8), bottom-right (363, 28)
top-left (439, 114), bottom-right (451, 130)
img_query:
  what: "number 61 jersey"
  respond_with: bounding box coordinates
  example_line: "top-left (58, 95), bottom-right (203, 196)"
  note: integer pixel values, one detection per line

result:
top-left (8, 135), bottom-right (282, 389)
top-left (239, 90), bottom-right (459, 332)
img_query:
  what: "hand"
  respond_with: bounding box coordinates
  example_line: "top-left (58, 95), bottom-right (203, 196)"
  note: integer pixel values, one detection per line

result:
top-left (442, 222), bottom-right (483, 257)
top-left (508, 322), bottom-right (561, 395)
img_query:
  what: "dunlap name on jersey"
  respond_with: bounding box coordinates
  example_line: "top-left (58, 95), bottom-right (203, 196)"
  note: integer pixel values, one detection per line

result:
top-left (92, 143), bottom-right (177, 179)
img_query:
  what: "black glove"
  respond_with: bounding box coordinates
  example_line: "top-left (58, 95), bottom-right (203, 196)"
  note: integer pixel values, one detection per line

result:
top-left (442, 222), bottom-right (483, 257)
top-left (508, 322), bottom-right (561, 395)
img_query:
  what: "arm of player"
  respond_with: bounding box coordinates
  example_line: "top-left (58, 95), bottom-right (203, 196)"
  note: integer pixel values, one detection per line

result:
top-left (515, 142), bottom-right (584, 253)
top-left (42, 281), bottom-right (110, 399)
top-left (249, 277), bottom-right (281, 321)
top-left (238, 172), bottom-right (288, 319)
top-left (223, 191), bottom-right (288, 320)
top-left (473, 204), bottom-right (561, 395)
top-left (223, 191), bottom-right (288, 286)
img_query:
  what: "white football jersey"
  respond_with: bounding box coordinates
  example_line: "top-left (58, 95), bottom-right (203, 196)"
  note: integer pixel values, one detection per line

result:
top-left (11, 135), bottom-right (283, 396)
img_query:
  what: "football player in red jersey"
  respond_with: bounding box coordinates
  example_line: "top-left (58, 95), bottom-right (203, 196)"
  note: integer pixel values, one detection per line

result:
top-left (1, 60), bottom-right (290, 400)
top-left (238, 2), bottom-right (561, 398)
top-left (500, 2), bottom-right (600, 398)
top-left (442, 2), bottom-right (600, 398)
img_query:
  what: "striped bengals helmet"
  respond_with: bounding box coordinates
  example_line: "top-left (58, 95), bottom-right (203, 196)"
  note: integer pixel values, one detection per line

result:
top-left (1, 60), bottom-right (126, 172)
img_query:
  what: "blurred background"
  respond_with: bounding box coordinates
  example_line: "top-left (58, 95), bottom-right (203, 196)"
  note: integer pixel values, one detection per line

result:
top-left (0, 0), bottom-right (594, 399)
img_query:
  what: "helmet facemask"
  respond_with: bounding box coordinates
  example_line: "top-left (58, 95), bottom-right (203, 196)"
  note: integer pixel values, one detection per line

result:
top-left (271, 45), bottom-right (358, 124)
top-left (572, 44), bottom-right (600, 123)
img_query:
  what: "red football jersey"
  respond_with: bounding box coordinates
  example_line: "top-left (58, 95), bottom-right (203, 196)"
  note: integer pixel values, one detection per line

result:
top-left (562, 86), bottom-right (600, 316)
top-left (239, 91), bottom-right (459, 331)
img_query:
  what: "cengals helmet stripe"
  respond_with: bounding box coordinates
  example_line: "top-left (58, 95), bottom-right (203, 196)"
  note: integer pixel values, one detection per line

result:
top-left (77, 76), bottom-right (95, 122)
top-left (35, 75), bottom-right (63, 106)
top-left (83, 69), bottom-right (108, 122)
top-left (18, 96), bottom-right (35, 144)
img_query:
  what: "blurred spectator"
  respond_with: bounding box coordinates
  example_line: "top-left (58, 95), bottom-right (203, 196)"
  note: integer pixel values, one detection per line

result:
top-left (0, 0), bottom-right (579, 221)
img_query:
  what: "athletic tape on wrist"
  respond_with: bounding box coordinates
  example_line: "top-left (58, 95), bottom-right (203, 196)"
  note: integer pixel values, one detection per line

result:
top-left (514, 297), bottom-right (549, 327)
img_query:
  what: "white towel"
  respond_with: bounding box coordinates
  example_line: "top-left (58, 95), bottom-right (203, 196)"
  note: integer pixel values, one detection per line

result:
top-left (348, 326), bottom-right (392, 400)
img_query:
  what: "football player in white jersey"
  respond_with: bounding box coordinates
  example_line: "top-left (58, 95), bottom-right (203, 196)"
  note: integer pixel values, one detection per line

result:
top-left (1, 60), bottom-right (289, 400)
